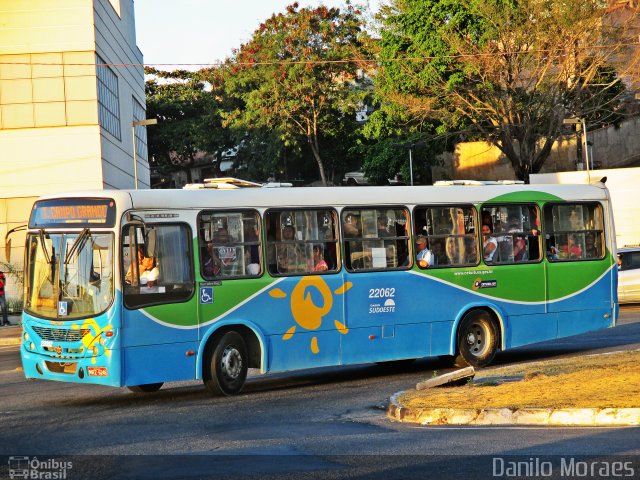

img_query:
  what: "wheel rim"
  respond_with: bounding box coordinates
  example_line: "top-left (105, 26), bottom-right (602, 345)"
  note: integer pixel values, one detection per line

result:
top-left (465, 321), bottom-right (489, 358)
top-left (221, 345), bottom-right (243, 382)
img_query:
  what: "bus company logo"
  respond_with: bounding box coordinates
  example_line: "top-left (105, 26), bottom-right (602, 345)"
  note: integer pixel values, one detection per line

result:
top-left (473, 278), bottom-right (497, 290)
top-left (8, 456), bottom-right (73, 479)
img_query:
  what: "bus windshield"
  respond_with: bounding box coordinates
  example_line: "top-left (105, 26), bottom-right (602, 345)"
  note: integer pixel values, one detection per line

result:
top-left (25, 231), bottom-right (114, 320)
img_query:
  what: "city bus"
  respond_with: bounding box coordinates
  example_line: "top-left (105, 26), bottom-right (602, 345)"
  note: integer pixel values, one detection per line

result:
top-left (18, 182), bottom-right (618, 395)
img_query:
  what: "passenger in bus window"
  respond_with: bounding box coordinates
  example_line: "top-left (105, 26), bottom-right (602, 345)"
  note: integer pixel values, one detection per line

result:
top-left (125, 246), bottom-right (155, 284)
top-left (482, 224), bottom-right (498, 262)
top-left (203, 242), bottom-right (222, 277)
top-left (584, 232), bottom-right (601, 259)
top-left (566, 234), bottom-right (583, 259)
top-left (377, 216), bottom-right (391, 238)
top-left (415, 235), bottom-right (434, 268)
top-left (312, 244), bottom-right (329, 272)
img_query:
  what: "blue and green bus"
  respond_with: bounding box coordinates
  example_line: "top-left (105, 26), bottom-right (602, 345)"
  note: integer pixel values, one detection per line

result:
top-left (19, 182), bottom-right (618, 395)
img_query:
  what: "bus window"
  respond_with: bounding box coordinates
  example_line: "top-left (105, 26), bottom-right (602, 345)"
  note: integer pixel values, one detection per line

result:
top-left (199, 210), bottom-right (262, 279)
top-left (544, 203), bottom-right (605, 262)
top-left (342, 207), bottom-right (410, 272)
top-left (122, 223), bottom-right (194, 309)
top-left (265, 208), bottom-right (339, 276)
top-left (480, 204), bottom-right (541, 264)
top-left (413, 205), bottom-right (478, 267)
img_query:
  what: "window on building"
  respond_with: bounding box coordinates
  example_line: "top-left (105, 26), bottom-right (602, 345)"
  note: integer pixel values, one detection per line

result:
top-left (413, 205), bottom-right (479, 268)
top-left (198, 210), bottom-right (262, 279)
top-left (96, 54), bottom-right (121, 139)
top-left (341, 207), bottom-right (410, 272)
top-left (265, 209), bottom-right (339, 276)
top-left (543, 203), bottom-right (605, 262)
top-left (480, 204), bottom-right (542, 264)
top-left (132, 97), bottom-right (149, 162)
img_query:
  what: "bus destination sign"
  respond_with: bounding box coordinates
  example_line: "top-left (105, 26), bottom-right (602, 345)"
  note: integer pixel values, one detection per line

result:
top-left (30, 199), bottom-right (117, 228)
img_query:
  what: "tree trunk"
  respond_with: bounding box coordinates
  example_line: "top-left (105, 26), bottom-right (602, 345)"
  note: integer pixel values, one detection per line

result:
top-left (308, 120), bottom-right (327, 186)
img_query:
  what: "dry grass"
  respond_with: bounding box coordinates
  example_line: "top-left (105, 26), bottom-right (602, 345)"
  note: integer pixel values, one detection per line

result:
top-left (400, 350), bottom-right (640, 410)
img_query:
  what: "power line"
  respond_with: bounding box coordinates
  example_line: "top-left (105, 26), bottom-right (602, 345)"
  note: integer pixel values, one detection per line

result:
top-left (0, 41), bottom-right (638, 69)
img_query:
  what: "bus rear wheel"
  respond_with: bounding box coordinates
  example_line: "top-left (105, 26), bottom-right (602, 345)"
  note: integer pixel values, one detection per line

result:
top-left (454, 310), bottom-right (498, 368)
top-left (127, 382), bottom-right (163, 393)
top-left (204, 331), bottom-right (248, 396)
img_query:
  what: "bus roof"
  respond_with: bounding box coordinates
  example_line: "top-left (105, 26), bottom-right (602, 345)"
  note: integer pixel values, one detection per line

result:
top-left (34, 183), bottom-right (609, 211)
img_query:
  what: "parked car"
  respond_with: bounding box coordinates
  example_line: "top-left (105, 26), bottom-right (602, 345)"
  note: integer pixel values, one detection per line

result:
top-left (617, 246), bottom-right (640, 303)
top-left (343, 171), bottom-right (404, 186)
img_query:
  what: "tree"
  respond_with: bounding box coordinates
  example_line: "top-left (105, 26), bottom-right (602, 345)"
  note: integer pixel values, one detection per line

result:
top-left (145, 68), bottom-right (231, 184)
top-left (375, 0), bottom-right (636, 182)
top-left (223, 3), bottom-right (370, 185)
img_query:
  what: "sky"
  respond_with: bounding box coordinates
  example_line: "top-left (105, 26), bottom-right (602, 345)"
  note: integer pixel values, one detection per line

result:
top-left (134, 0), bottom-right (382, 70)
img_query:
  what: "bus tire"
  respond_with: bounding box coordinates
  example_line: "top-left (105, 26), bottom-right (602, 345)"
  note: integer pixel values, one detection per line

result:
top-left (203, 331), bottom-right (248, 396)
top-left (454, 310), bottom-right (498, 368)
top-left (127, 382), bottom-right (163, 393)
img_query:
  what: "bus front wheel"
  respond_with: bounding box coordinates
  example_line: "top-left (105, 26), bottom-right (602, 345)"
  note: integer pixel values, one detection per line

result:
top-left (204, 331), bottom-right (248, 396)
top-left (127, 382), bottom-right (163, 393)
top-left (454, 310), bottom-right (498, 368)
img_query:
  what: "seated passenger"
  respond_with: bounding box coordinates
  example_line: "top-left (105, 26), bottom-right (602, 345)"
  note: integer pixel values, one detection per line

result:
top-left (125, 246), bottom-right (155, 284)
top-left (312, 244), bottom-right (328, 272)
top-left (415, 235), bottom-right (435, 268)
top-left (482, 224), bottom-right (498, 262)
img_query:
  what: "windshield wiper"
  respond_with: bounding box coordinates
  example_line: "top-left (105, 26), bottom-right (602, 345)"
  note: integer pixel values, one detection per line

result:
top-left (38, 229), bottom-right (52, 265)
top-left (64, 228), bottom-right (90, 265)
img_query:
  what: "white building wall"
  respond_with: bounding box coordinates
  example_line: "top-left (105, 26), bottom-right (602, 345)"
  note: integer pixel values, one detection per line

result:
top-left (0, 0), bottom-right (148, 303)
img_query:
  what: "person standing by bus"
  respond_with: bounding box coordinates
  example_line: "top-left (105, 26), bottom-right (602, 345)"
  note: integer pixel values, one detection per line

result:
top-left (0, 270), bottom-right (10, 326)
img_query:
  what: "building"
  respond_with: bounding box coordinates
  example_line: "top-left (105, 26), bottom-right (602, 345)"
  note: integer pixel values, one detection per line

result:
top-left (0, 0), bottom-right (149, 305)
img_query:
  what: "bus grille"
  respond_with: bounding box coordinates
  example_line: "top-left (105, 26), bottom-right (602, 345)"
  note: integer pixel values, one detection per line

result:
top-left (32, 327), bottom-right (91, 342)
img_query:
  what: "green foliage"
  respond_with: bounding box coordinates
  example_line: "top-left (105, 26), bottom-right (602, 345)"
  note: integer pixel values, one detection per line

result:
top-left (145, 68), bottom-right (233, 183)
top-left (373, 0), bottom-right (631, 182)
top-left (223, 3), bottom-right (370, 185)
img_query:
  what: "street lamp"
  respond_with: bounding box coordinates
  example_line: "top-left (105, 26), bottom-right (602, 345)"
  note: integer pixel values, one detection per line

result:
top-left (393, 142), bottom-right (428, 186)
top-left (563, 117), bottom-right (591, 182)
top-left (131, 118), bottom-right (157, 190)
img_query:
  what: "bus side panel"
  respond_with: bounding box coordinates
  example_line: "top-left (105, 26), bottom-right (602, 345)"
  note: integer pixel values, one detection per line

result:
top-left (341, 271), bottom-right (431, 364)
top-left (430, 321), bottom-right (454, 356)
top-left (121, 308), bottom-right (198, 385)
top-left (268, 329), bottom-right (342, 371)
top-left (123, 341), bottom-right (197, 386)
top-left (504, 313), bottom-right (557, 349)
top-left (548, 263), bottom-right (616, 338)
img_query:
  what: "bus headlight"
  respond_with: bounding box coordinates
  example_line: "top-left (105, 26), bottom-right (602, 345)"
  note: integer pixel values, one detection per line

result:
top-left (93, 346), bottom-right (99, 355)
top-left (99, 337), bottom-right (106, 346)
top-left (29, 342), bottom-right (35, 351)
top-left (23, 332), bottom-right (29, 342)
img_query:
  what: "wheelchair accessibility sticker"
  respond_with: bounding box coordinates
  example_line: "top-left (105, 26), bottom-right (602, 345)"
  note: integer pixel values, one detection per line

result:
top-left (200, 287), bottom-right (214, 304)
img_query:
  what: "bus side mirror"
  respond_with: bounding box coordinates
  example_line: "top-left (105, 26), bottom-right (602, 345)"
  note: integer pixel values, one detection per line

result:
top-left (146, 228), bottom-right (157, 258)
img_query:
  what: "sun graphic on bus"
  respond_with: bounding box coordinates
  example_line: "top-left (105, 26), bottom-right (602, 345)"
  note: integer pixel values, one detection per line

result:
top-left (269, 276), bottom-right (352, 354)
top-left (71, 318), bottom-right (113, 364)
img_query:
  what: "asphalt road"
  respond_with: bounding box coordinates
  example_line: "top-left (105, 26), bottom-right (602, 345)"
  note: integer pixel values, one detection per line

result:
top-left (1, 307), bottom-right (639, 480)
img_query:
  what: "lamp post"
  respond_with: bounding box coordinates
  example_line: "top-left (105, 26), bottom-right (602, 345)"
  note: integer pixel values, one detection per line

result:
top-left (131, 118), bottom-right (157, 189)
top-left (563, 117), bottom-right (590, 182)
top-left (393, 141), bottom-right (427, 186)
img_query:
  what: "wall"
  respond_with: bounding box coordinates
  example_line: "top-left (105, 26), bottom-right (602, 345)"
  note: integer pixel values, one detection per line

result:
top-left (435, 116), bottom-right (640, 182)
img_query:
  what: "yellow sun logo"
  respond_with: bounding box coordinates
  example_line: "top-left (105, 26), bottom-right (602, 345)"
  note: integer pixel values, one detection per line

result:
top-left (269, 276), bottom-right (352, 354)
top-left (71, 318), bottom-right (113, 364)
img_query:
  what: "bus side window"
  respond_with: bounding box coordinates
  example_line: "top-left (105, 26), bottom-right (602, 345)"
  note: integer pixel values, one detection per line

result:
top-left (413, 205), bottom-right (478, 268)
top-left (543, 203), bottom-right (605, 262)
top-left (342, 207), bottom-right (410, 272)
top-left (480, 204), bottom-right (541, 264)
top-left (198, 210), bottom-right (262, 279)
top-left (265, 208), bottom-right (339, 277)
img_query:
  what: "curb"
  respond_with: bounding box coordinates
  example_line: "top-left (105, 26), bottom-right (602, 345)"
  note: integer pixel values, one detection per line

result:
top-left (0, 337), bottom-right (21, 346)
top-left (388, 392), bottom-right (640, 426)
